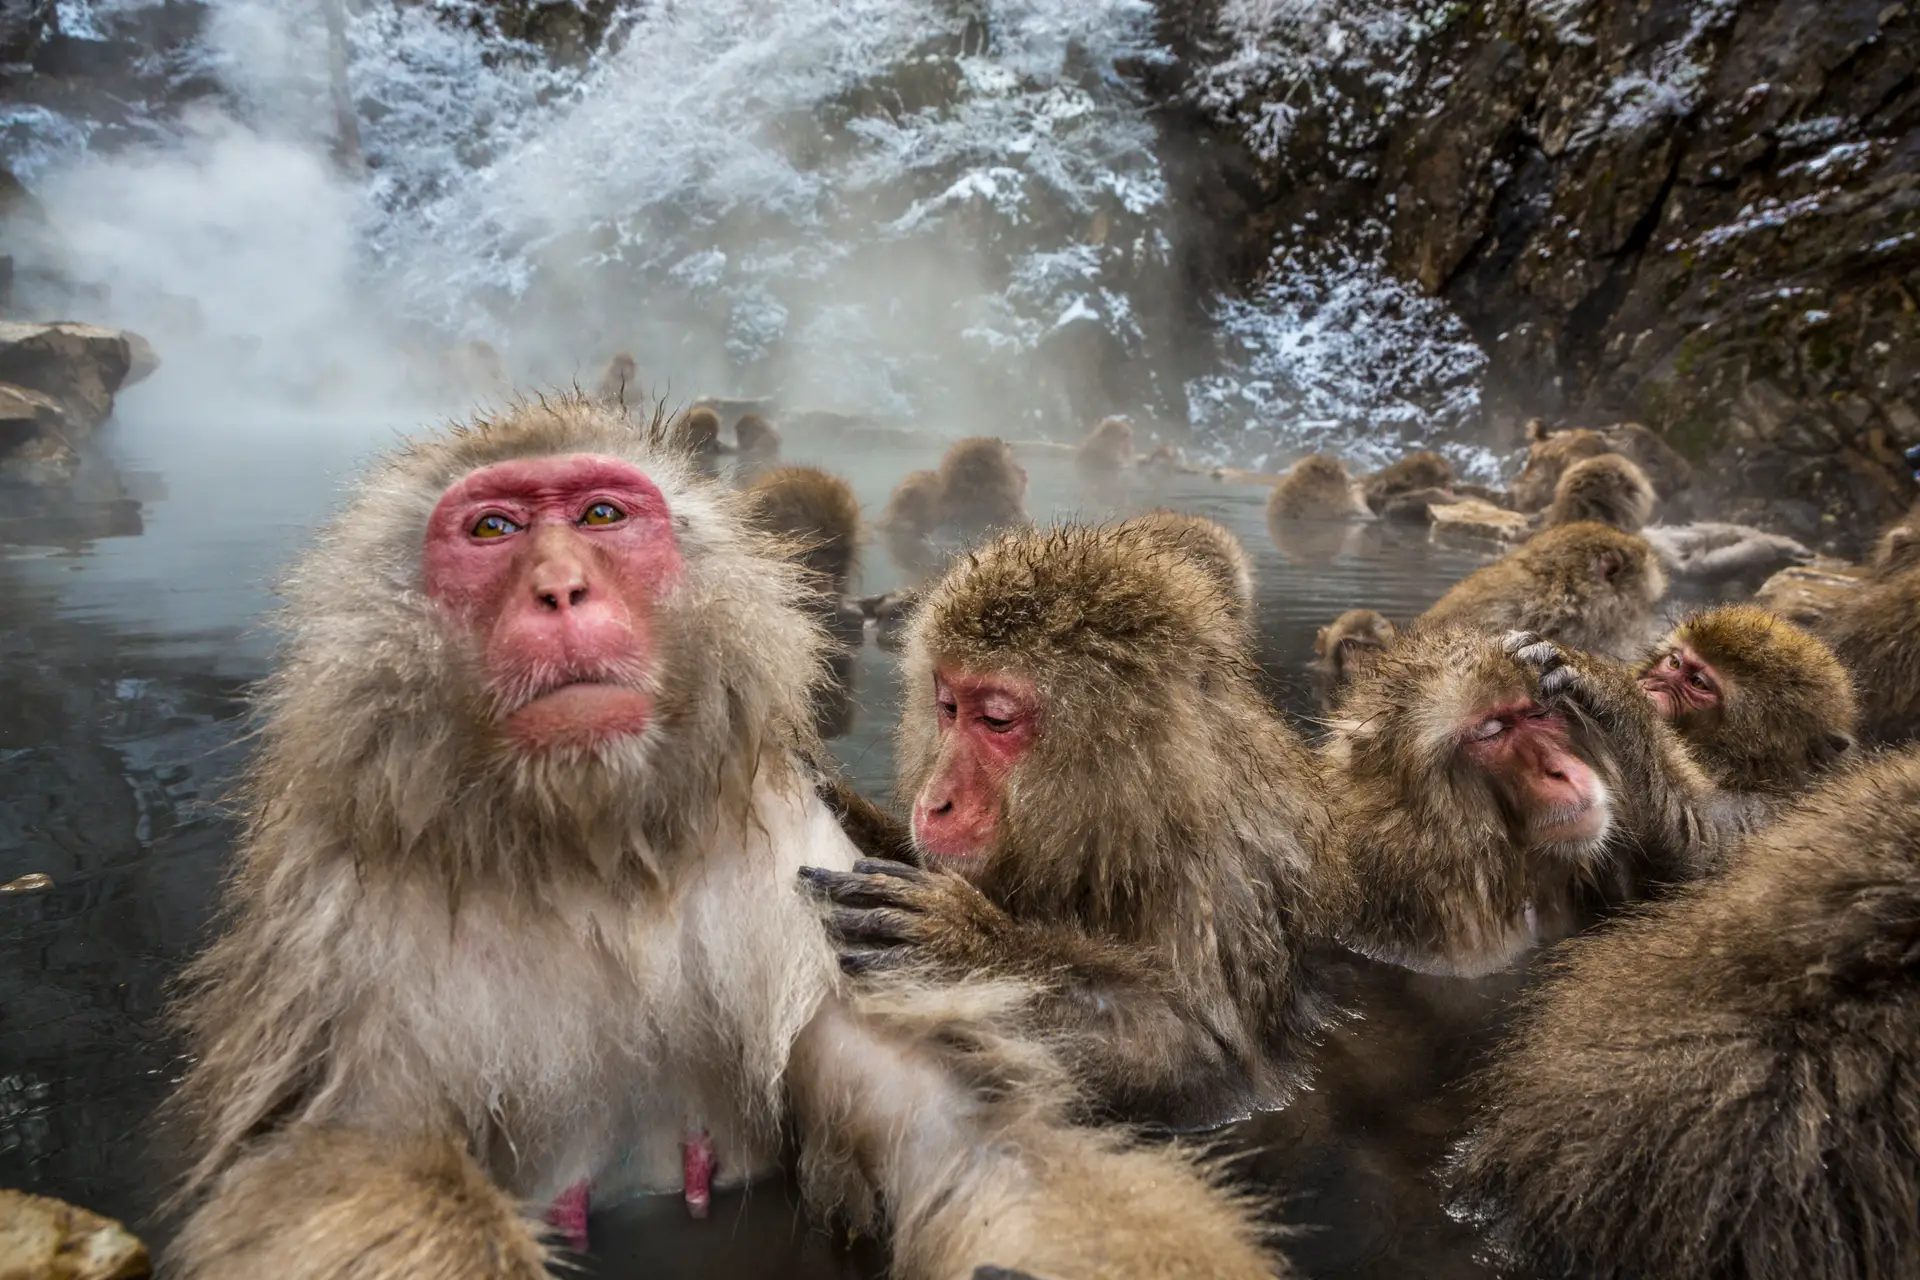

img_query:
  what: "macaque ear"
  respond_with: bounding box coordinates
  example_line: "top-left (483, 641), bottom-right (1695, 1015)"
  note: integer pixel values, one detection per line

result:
top-left (1593, 548), bottom-right (1625, 581)
top-left (1817, 731), bottom-right (1856, 764)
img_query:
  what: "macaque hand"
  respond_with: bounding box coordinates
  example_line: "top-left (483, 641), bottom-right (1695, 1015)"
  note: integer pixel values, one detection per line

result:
top-left (1500, 630), bottom-right (1580, 701)
top-left (799, 858), bottom-right (1010, 977)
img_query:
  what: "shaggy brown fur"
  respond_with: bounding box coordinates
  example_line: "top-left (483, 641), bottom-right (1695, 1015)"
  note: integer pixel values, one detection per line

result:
top-left (876, 468), bottom-right (945, 581)
top-left (731, 412), bottom-right (782, 484)
top-left (1119, 509), bottom-right (1257, 618)
top-left (810, 523), bottom-right (1348, 1129)
top-left (1635, 605), bottom-right (1857, 795)
top-left (668, 404), bottom-right (726, 474)
top-left (1075, 417), bottom-right (1135, 477)
top-left (1510, 422), bottom-right (1610, 512)
top-left (1362, 451), bottom-right (1453, 514)
top-left (1452, 747), bottom-right (1920, 1280)
top-left (1602, 420), bottom-right (1692, 498)
top-left (1816, 548), bottom-right (1920, 746)
top-left (1324, 628), bottom-right (1727, 977)
top-left (1418, 522), bottom-right (1668, 660)
top-left (744, 465), bottom-right (862, 598)
top-left (1310, 608), bottom-right (1396, 716)
top-left (163, 397), bottom-right (1278, 1280)
top-left (592, 352), bottom-right (638, 405)
top-left (936, 437), bottom-right (1028, 536)
top-left (1267, 453), bottom-right (1366, 522)
top-left (1542, 453), bottom-right (1656, 533)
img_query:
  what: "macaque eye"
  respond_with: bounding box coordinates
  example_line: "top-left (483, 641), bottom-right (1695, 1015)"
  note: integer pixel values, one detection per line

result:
top-left (1688, 672), bottom-right (1714, 692)
top-left (980, 714), bottom-right (1015, 733)
top-left (471, 513), bottom-right (522, 539)
top-left (580, 502), bottom-right (626, 526)
top-left (937, 697), bottom-right (958, 721)
top-left (1470, 717), bottom-right (1506, 741)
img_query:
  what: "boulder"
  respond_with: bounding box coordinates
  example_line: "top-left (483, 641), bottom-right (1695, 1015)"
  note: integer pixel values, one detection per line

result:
top-left (0, 1189), bottom-right (150, 1280)
top-left (0, 322), bottom-right (141, 433)
top-left (1428, 497), bottom-right (1531, 548)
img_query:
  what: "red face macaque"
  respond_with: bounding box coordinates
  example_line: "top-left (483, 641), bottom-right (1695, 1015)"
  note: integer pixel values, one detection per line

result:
top-left (1460, 696), bottom-right (1610, 850)
top-left (911, 670), bottom-right (1039, 866)
top-left (162, 401), bottom-right (1278, 1280)
top-left (1639, 642), bottom-right (1719, 724)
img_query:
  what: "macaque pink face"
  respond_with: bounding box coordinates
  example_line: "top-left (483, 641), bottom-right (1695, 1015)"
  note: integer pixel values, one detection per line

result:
top-left (1462, 699), bottom-right (1611, 849)
top-left (423, 453), bottom-right (682, 752)
top-left (1639, 643), bottom-right (1723, 722)
top-left (910, 668), bottom-right (1040, 873)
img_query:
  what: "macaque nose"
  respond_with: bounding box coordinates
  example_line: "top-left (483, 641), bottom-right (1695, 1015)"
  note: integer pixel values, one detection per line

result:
top-left (532, 559), bottom-right (591, 612)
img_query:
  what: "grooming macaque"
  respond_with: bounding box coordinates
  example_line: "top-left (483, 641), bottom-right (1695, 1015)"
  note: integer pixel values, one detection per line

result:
top-left (732, 412), bottom-right (782, 483)
top-left (937, 436), bottom-right (1029, 536)
top-left (163, 399), bottom-right (1277, 1280)
top-left (1540, 453), bottom-right (1654, 533)
top-left (1509, 422), bottom-right (1610, 512)
top-left (1266, 454), bottom-right (1368, 521)
top-left (1815, 522), bottom-right (1920, 745)
top-left (1452, 747), bottom-right (1920, 1280)
top-left (1418, 522), bottom-right (1667, 660)
top-left (593, 351), bottom-right (638, 404)
top-left (1325, 628), bottom-right (1727, 977)
top-left (1120, 509), bottom-right (1256, 617)
top-left (1635, 605), bottom-right (1856, 796)
top-left (806, 523), bottom-right (1346, 1129)
top-left (1361, 450), bottom-right (1452, 515)
top-left (668, 405), bottom-right (727, 475)
top-left (1075, 417), bottom-right (1135, 477)
top-left (1310, 609), bottom-right (1396, 716)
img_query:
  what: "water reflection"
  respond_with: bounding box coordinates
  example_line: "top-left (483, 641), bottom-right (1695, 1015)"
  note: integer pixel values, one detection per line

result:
top-left (0, 412), bottom-right (1529, 1276)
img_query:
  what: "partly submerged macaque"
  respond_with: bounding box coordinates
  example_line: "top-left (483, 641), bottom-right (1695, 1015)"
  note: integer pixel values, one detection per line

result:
top-left (162, 398), bottom-right (1280, 1280)
top-left (805, 523), bottom-right (1347, 1130)
top-left (1309, 609), bottom-right (1396, 716)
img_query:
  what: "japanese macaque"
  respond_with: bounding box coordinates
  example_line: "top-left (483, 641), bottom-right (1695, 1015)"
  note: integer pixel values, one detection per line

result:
top-left (1540, 453), bottom-right (1655, 534)
top-left (1418, 522), bottom-right (1668, 660)
top-left (1643, 521), bottom-right (1813, 589)
top-left (731, 412), bottom-right (782, 484)
top-left (1075, 417), bottom-right (1135, 477)
top-left (1361, 451), bottom-right (1453, 514)
top-left (1324, 628), bottom-right (1729, 977)
top-left (1509, 422), bottom-right (1610, 512)
top-left (937, 436), bottom-right (1029, 537)
top-left (861, 589), bottom-right (921, 653)
top-left (877, 468), bottom-right (946, 581)
top-left (803, 524), bottom-right (1347, 1130)
top-left (162, 398), bottom-right (1279, 1280)
top-left (1635, 605), bottom-right (1856, 797)
top-left (593, 352), bottom-right (638, 404)
top-left (1451, 747), bottom-right (1920, 1280)
top-left (668, 405), bottom-right (727, 476)
top-left (1309, 609), bottom-right (1396, 716)
top-left (1120, 509), bottom-right (1256, 618)
top-left (1266, 454), bottom-right (1368, 522)
top-left (744, 465), bottom-right (866, 737)
top-left (1816, 523), bottom-right (1920, 745)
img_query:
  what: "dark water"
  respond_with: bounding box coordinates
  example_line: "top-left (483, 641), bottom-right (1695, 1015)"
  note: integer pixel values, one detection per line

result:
top-left (0, 394), bottom-right (1521, 1277)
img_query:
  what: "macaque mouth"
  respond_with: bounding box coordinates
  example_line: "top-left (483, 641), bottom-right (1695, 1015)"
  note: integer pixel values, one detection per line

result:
top-left (502, 678), bottom-right (653, 749)
top-left (1530, 797), bottom-right (1609, 847)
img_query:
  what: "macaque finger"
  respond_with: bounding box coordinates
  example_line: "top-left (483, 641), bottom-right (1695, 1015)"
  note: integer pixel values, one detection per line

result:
top-left (827, 906), bottom-right (923, 947)
top-left (1500, 629), bottom-right (1546, 656)
top-left (838, 948), bottom-right (910, 976)
top-left (851, 857), bottom-right (927, 882)
top-left (800, 867), bottom-right (926, 911)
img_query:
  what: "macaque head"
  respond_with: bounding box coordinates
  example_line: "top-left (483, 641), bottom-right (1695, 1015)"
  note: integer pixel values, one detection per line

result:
top-left (1635, 605), bottom-right (1856, 789)
top-left (897, 524), bottom-right (1255, 885)
top-left (262, 398), bottom-right (823, 877)
top-left (1315, 609), bottom-right (1396, 676)
top-left (1510, 423), bottom-right (1609, 512)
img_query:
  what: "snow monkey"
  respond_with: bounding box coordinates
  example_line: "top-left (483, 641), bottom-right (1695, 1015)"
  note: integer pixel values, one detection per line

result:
top-left (162, 398), bottom-right (1280, 1280)
top-left (1540, 453), bottom-right (1655, 534)
top-left (1417, 521), bottom-right (1668, 660)
top-left (1309, 608), bottom-right (1397, 716)
top-left (593, 351), bottom-right (639, 404)
top-left (1075, 416), bottom-right (1136, 478)
top-left (744, 464), bottom-right (867, 736)
top-left (1120, 508), bottom-right (1257, 618)
top-left (804, 522), bottom-right (1348, 1131)
top-left (1324, 628), bottom-right (1736, 978)
top-left (1453, 746), bottom-right (1920, 1280)
top-left (1265, 453), bottom-right (1368, 522)
top-left (1816, 516), bottom-right (1920, 746)
top-left (1635, 604), bottom-right (1857, 798)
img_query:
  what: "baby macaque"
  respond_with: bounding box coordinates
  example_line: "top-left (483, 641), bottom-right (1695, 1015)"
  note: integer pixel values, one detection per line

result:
top-left (1418, 522), bottom-right (1667, 660)
top-left (162, 397), bottom-right (1277, 1280)
top-left (1635, 604), bottom-right (1856, 797)
top-left (1309, 609), bottom-right (1396, 716)
top-left (805, 522), bottom-right (1348, 1130)
top-left (1452, 747), bottom-right (1920, 1280)
top-left (1540, 453), bottom-right (1655, 533)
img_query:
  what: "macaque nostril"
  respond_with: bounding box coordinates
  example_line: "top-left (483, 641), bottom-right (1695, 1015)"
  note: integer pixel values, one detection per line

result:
top-left (569, 587), bottom-right (588, 608)
top-left (537, 591), bottom-right (561, 612)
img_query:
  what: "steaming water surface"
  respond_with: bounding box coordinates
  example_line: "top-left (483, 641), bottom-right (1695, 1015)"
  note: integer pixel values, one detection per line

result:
top-left (0, 412), bottom-right (1518, 1277)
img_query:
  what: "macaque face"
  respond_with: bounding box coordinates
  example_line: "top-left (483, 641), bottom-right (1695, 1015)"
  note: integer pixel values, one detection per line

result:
top-left (1639, 643), bottom-right (1723, 724)
top-left (909, 668), bottom-right (1041, 872)
top-left (424, 452), bottom-right (682, 752)
top-left (1461, 698), bottom-right (1611, 850)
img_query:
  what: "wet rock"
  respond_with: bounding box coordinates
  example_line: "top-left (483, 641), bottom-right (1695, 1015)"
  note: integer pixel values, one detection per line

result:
top-left (0, 873), bottom-right (53, 894)
top-left (0, 1189), bottom-right (150, 1279)
top-left (1428, 497), bottom-right (1530, 548)
top-left (0, 322), bottom-right (141, 434)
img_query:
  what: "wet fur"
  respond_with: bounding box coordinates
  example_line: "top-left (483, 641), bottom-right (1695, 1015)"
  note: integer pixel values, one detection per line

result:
top-left (1266, 454), bottom-right (1365, 522)
top-left (1362, 451), bottom-right (1453, 514)
top-left (1310, 609), bottom-right (1396, 716)
top-left (745, 465), bottom-right (863, 597)
top-left (1452, 748), bottom-right (1920, 1280)
top-left (1119, 509), bottom-right (1257, 618)
top-left (1543, 453), bottom-right (1655, 534)
top-left (936, 437), bottom-right (1027, 537)
top-left (1817, 539), bottom-right (1920, 746)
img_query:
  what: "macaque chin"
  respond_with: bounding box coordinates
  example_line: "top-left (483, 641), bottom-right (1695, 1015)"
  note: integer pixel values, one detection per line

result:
top-left (910, 669), bottom-right (1039, 869)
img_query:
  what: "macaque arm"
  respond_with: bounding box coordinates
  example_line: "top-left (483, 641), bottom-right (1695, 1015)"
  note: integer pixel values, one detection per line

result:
top-left (803, 860), bottom-right (1253, 1124)
top-left (1505, 633), bottom-right (1732, 878)
top-left (786, 990), bottom-right (1281, 1280)
top-left (166, 1126), bottom-right (549, 1280)
top-left (815, 777), bottom-right (921, 865)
